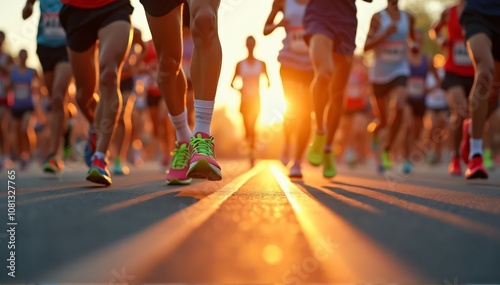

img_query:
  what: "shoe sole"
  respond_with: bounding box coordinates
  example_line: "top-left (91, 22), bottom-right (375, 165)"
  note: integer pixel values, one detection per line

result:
top-left (86, 168), bottom-right (112, 186)
top-left (187, 159), bottom-right (222, 181)
top-left (43, 165), bottom-right (57, 174)
top-left (166, 178), bottom-right (192, 185)
top-left (466, 169), bottom-right (488, 180)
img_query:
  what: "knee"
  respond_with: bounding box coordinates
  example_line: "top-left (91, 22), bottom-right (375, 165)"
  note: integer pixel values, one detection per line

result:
top-left (191, 8), bottom-right (218, 45)
top-left (157, 56), bottom-right (181, 84)
top-left (315, 68), bottom-right (332, 83)
top-left (476, 64), bottom-right (495, 94)
top-left (99, 64), bottom-right (118, 89)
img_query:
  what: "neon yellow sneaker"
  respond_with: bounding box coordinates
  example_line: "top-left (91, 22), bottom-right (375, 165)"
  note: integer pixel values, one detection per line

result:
top-left (323, 152), bottom-right (337, 178)
top-left (483, 148), bottom-right (494, 170)
top-left (188, 133), bottom-right (222, 181)
top-left (166, 142), bottom-right (192, 185)
top-left (307, 132), bottom-right (326, 166)
top-left (381, 149), bottom-right (392, 170)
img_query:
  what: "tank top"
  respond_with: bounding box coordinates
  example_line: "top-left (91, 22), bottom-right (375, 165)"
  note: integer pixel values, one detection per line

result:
top-left (425, 68), bottom-right (448, 109)
top-left (0, 52), bottom-right (8, 101)
top-left (465, 0), bottom-right (500, 16)
top-left (444, 6), bottom-right (474, 77)
top-left (61, 0), bottom-right (117, 8)
top-left (344, 69), bottom-right (367, 111)
top-left (10, 66), bottom-right (36, 110)
top-left (408, 54), bottom-right (428, 99)
top-left (143, 41), bottom-right (160, 96)
top-left (370, 10), bottom-right (410, 84)
top-left (278, 0), bottom-right (312, 71)
top-left (182, 35), bottom-right (194, 80)
top-left (239, 59), bottom-right (263, 98)
top-left (38, 0), bottom-right (66, 47)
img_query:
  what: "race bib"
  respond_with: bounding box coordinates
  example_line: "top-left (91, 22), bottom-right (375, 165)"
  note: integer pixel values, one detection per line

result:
top-left (42, 12), bottom-right (65, 38)
top-left (14, 84), bottom-right (30, 100)
top-left (381, 41), bottom-right (405, 62)
top-left (408, 77), bottom-right (425, 97)
top-left (453, 42), bottom-right (472, 66)
top-left (289, 26), bottom-right (309, 54)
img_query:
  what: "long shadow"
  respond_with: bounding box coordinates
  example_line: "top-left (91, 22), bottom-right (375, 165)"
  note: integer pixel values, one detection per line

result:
top-left (332, 181), bottom-right (500, 228)
top-left (297, 182), bottom-right (500, 283)
top-left (7, 182), bottom-right (203, 281)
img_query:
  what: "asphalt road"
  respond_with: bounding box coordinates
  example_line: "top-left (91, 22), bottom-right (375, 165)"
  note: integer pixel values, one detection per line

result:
top-left (0, 159), bottom-right (499, 283)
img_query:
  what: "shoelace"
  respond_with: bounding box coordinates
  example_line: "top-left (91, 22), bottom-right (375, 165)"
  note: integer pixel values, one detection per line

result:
top-left (171, 144), bottom-right (190, 169)
top-left (190, 136), bottom-right (215, 158)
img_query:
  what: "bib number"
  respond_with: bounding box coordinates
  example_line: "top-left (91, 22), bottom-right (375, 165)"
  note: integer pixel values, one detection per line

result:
top-left (381, 42), bottom-right (405, 62)
top-left (14, 84), bottom-right (30, 100)
top-left (289, 26), bottom-right (309, 54)
top-left (408, 77), bottom-right (425, 97)
top-left (42, 13), bottom-right (65, 38)
top-left (453, 42), bottom-right (472, 66)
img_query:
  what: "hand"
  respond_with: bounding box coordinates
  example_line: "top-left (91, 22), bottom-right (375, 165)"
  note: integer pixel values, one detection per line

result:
top-left (22, 3), bottom-right (33, 19)
top-left (277, 18), bottom-right (289, 28)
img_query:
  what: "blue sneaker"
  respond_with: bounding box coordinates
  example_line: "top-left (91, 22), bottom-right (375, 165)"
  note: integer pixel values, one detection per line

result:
top-left (86, 157), bottom-right (112, 186)
top-left (402, 161), bottom-right (413, 174)
top-left (84, 129), bottom-right (97, 167)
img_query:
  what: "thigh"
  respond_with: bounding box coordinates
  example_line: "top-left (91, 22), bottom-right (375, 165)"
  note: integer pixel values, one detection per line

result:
top-left (52, 61), bottom-right (72, 97)
top-left (309, 34), bottom-right (334, 74)
top-left (145, 6), bottom-right (182, 68)
top-left (67, 45), bottom-right (97, 95)
top-left (447, 85), bottom-right (468, 116)
top-left (330, 51), bottom-right (353, 96)
top-left (98, 21), bottom-right (132, 72)
top-left (467, 33), bottom-right (494, 73)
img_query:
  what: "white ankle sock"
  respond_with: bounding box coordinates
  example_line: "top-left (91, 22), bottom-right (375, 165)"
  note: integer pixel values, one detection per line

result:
top-left (95, 151), bottom-right (106, 160)
top-left (470, 138), bottom-right (483, 159)
top-left (193, 100), bottom-right (215, 135)
top-left (169, 110), bottom-right (192, 143)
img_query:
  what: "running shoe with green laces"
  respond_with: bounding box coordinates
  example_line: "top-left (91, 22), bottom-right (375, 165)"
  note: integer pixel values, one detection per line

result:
top-left (187, 132), bottom-right (222, 181)
top-left (42, 154), bottom-right (64, 173)
top-left (381, 149), bottom-right (392, 170)
top-left (166, 142), bottom-right (192, 185)
top-left (483, 148), bottom-right (494, 170)
top-left (323, 151), bottom-right (337, 178)
top-left (307, 132), bottom-right (326, 166)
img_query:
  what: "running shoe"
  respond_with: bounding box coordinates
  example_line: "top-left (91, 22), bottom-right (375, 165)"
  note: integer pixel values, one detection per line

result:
top-left (63, 144), bottom-right (72, 160)
top-left (381, 149), bottom-right (392, 170)
top-left (460, 118), bottom-right (471, 164)
top-left (166, 142), bottom-right (192, 185)
top-left (113, 157), bottom-right (130, 176)
top-left (289, 163), bottom-right (303, 179)
top-left (187, 133), bottom-right (222, 181)
top-left (86, 156), bottom-right (112, 186)
top-left (483, 148), bottom-right (494, 170)
top-left (448, 156), bottom-right (462, 176)
top-left (323, 151), bottom-right (337, 178)
top-left (20, 158), bottom-right (29, 171)
top-left (307, 132), bottom-right (326, 166)
top-left (465, 156), bottom-right (488, 179)
top-left (84, 128), bottom-right (97, 167)
top-left (42, 155), bottom-right (64, 173)
top-left (401, 160), bottom-right (413, 174)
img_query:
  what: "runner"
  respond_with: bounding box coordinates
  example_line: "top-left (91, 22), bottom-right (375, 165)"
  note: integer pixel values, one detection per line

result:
top-left (264, 0), bottom-right (313, 178)
top-left (364, 0), bottom-right (416, 172)
top-left (402, 30), bottom-right (432, 174)
top-left (9, 49), bottom-right (40, 171)
top-left (0, 31), bottom-right (13, 170)
top-left (431, 0), bottom-right (475, 176)
top-left (459, 0), bottom-right (500, 179)
top-left (231, 36), bottom-right (270, 166)
top-left (111, 27), bottom-right (146, 176)
top-left (304, 0), bottom-right (360, 178)
top-left (59, 0), bottom-right (133, 185)
top-left (182, 5), bottom-right (195, 129)
top-left (140, 0), bottom-right (224, 184)
top-left (23, 0), bottom-right (73, 174)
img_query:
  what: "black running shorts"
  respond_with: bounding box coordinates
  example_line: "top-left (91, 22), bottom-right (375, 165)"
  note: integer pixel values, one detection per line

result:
top-left (36, 45), bottom-right (69, 72)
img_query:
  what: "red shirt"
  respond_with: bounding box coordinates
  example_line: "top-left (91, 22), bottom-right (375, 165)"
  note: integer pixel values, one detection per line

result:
top-left (444, 6), bottom-right (475, 77)
top-left (61, 0), bottom-right (117, 9)
top-left (143, 41), bottom-right (160, 96)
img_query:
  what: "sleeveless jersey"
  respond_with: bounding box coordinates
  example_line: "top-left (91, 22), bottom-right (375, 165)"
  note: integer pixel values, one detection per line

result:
top-left (38, 0), bottom-right (66, 47)
top-left (444, 6), bottom-right (474, 77)
top-left (408, 55), bottom-right (428, 99)
top-left (239, 59), bottom-right (263, 98)
top-left (10, 66), bottom-right (36, 110)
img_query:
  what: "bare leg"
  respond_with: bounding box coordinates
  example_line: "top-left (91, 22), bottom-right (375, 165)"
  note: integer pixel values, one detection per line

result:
top-left (48, 62), bottom-right (72, 155)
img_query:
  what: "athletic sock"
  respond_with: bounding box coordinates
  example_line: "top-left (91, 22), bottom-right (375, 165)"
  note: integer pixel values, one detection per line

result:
top-left (95, 151), bottom-right (106, 160)
top-left (169, 110), bottom-right (193, 143)
top-left (193, 99), bottom-right (215, 135)
top-left (470, 138), bottom-right (483, 159)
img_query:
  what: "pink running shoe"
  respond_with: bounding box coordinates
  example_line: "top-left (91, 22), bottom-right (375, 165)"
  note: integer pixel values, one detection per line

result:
top-left (187, 132), bottom-right (222, 181)
top-left (166, 142), bottom-right (192, 185)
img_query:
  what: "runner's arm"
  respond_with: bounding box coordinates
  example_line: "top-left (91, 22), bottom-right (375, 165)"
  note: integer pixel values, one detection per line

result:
top-left (22, 0), bottom-right (36, 20)
top-left (364, 13), bottom-right (394, 51)
top-left (430, 8), bottom-right (450, 49)
top-left (230, 62), bottom-right (241, 90)
top-left (263, 0), bottom-right (285, 36)
top-left (0, 55), bottom-right (13, 74)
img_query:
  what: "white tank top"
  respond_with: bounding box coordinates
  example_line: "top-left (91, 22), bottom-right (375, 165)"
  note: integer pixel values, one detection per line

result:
top-left (425, 68), bottom-right (448, 109)
top-left (240, 59), bottom-right (263, 98)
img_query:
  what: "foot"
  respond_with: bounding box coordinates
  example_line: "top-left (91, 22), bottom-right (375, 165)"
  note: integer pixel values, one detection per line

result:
top-left (307, 132), bottom-right (326, 166)
top-left (465, 155), bottom-right (488, 179)
top-left (166, 142), bottom-right (192, 185)
top-left (20, 159), bottom-right (29, 171)
top-left (483, 148), bottom-right (494, 170)
top-left (113, 158), bottom-right (130, 176)
top-left (381, 149), bottom-right (392, 170)
top-left (281, 144), bottom-right (291, 166)
top-left (448, 156), bottom-right (462, 176)
top-left (460, 118), bottom-right (471, 164)
top-left (323, 151), bottom-right (337, 178)
top-left (86, 157), bottom-right (112, 186)
top-left (188, 132), bottom-right (222, 181)
top-left (289, 163), bottom-right (303, 178)
top-left (42, 155), bottom-right (64, 173)
top-left (63, 144), bottom-right (73, 160)
top-left (84, 128), bottom-right (97, 167)
top-left (401, 161), bottom-right (413, 174)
